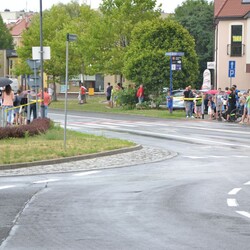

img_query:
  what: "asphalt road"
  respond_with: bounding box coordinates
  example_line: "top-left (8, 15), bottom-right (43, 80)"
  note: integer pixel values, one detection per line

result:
top-left (1, 111), bottom-right (250, 250)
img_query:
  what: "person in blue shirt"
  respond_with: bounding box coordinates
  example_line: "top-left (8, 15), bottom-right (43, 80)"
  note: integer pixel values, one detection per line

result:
top-left (166, 91), bottom-right (173, 114)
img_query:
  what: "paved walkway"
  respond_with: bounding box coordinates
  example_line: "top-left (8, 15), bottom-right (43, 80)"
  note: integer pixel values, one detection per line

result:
top-left (0, 146), bottom-right (176, 177)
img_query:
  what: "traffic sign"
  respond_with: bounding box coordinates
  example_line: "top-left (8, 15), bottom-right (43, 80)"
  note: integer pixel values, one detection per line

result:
top-left (67, 33), bottom-right (77, 42)
top-left (28, 77), bottom-right (41, 89)
top-left (27, 59), bottom-right (41, 70)
top-left (172, 56), bottom-right (182, 71)
top-left (166, 52), bottom-right (184, 56)
top-left (228, 61), bottom-right (236, 78)
top-left (207, 61), bottom-right (215, 69)
top-left (32, 47), bottom-right (51, 60)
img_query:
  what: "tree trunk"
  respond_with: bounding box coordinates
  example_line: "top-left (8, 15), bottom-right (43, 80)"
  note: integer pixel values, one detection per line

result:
top-left (53, 75), bottom-right (57, 101)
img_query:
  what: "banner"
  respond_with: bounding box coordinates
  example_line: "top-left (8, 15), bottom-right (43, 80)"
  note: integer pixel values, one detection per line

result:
top-left (202, 69), bottom-right (211, 90)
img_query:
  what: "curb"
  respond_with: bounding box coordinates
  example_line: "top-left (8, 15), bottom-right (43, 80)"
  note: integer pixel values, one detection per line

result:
top-left (0, 144), bottom-right (142, 171)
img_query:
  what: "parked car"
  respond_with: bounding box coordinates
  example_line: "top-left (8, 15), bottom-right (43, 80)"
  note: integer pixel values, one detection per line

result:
top-left (162, 88), bottom-right (185, 110)
top-left (172, 90), bottom-right (185, 110)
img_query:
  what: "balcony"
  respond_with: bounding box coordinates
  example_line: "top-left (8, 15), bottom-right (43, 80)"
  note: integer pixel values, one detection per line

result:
top-left (227, 44), bottom-right (245, 57)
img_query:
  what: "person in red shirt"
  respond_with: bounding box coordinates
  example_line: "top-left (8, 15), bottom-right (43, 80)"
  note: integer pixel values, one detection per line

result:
top-left (136, 84), bottom-right (144, 104)
top-left (79, 82), bottom-right (87, 104)
top-left (37, 87), bottom-right (51, 117)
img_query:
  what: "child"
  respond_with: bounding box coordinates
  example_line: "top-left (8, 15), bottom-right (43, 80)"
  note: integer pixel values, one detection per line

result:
top-left (207, 95), bottom-right (215, 120)
top-left (166, 91), bottom-right (173, 114)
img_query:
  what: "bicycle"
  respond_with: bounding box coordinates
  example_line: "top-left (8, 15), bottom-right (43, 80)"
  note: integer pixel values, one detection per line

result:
top-left (228, 107), bottom-right (243, 122)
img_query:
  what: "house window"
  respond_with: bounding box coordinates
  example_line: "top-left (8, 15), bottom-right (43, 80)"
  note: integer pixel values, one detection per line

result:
top-left (231, 25), bottom-right (242, 56)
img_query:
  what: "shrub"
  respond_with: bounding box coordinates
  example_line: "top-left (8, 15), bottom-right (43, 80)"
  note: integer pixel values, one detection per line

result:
top-left (0, 118), bottom-right (52, 139)
top-left (117, 88), bottom-right (137, 109)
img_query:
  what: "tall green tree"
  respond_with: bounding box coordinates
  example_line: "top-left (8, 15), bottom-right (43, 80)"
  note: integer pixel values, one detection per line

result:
top-left (173, 0), bottom-right (214, 86)
top-left (16, 1), bottom-right (99, 97)
top-left (82, 0), bottom-right (162, 82)
top-left (0, 15), bottom-right (14, 49)
top-left (124, 18), bottom-right (199, 94)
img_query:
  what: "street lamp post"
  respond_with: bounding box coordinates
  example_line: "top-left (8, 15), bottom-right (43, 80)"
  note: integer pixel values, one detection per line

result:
top-left (39, 0), bottom-right (45, 118)
top-left (64, 33), bottom-right (77, 150)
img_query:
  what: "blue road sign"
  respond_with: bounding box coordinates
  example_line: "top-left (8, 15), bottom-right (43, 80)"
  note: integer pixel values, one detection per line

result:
top-left (228, 61), bottom-right (236, 78)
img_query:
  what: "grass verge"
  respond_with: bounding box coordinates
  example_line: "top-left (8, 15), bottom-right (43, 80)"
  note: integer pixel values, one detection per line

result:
top-left (0, 125), bottom-right (135, 165)
top-left (50, 96), bottom-right (186, 119)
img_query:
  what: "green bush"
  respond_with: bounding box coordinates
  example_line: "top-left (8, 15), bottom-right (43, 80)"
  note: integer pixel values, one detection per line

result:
top-left (117, 88), bottom-right (137, 109)
top-left (0, 118), bottom-right (52, 139)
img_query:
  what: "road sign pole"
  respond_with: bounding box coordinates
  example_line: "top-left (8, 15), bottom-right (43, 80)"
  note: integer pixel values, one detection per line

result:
top-left (64, 33), bottom-right (77, 150)
top-left (33, 61), bottom-right (39, 117)
top-left (170, 56), bottom-right (173, 95)
top-left (64, 39), bottom-right (69, 150)
top-left (39, 0), bottom-right (45, 118)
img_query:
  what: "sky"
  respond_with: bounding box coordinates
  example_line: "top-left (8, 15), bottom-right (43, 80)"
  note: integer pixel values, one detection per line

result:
top-left (0, 0), bottom-right (189, 14)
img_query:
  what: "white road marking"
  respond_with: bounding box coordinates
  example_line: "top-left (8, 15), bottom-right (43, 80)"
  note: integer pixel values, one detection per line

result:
top-left (183, 156), bottom-right (207, 159)
top-left (244, 181), bottom-right (250, 185)
top-left (0, 185), bottom-right (15, 190)
top-left (236, 211), bottom-right (250, 219)
top-left (176, 124), bottom-right (250, 136)
top-left (33, 179), bottom-right (59, 184)
top-left (228, 188), bottom-right (242, 195)
top-left (183, 155), bottom-right (249, 159)
top-left (227, 198), bottom-right (239, 207)
top-left (73, 171), bottom-right (100, 177)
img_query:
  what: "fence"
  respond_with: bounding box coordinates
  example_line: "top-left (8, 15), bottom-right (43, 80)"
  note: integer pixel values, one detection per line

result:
top-left (0, 100), bottom-right (42, 127)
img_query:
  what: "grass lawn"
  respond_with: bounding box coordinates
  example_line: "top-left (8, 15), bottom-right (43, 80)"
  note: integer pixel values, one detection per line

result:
top-left (0, 125), bottom-right (134, 165)
top-left (0, 95), bottom-right (185, 166)
top-left (50, 95), bottom-right (186, 119)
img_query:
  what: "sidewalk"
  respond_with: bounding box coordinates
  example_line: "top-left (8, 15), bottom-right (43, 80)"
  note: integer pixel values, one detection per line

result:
top-left (0, 146), bottom-right (176, 177)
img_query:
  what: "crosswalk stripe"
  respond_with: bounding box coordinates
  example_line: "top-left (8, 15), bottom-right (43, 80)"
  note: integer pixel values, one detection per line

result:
top-left (0, 185), bottom-right (15, 190)
top-left (236, 211), bottom-right (250, 219)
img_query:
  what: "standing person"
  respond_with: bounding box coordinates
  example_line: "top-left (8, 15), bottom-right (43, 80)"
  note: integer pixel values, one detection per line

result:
top-left (0, 87), bottom-right (2, 106)
top-left (29, 89), bottom-right (37, 121)
top-left (239, 92), bottom-right (248, 124)
top-left (233, 84), bottom-right (240, 107)
top-left (13, 89), bottom-right (22, 125)
top-left (79, 82), bottom-right (87, 104)
top-left (207, 96), bottom-right (215, 120)
top-left (166, 91), bottom-right (173, 114)
top-left (37, 88), bottom-right (51, 118)
top-left (106, 82), bottom-right (112, 107)
top-left (184, 86), bottom-right (191, 118)
top-left (2, 84), bottom-right (14, 126)
top-left (136, 84), bottom-right (144, 104)
top-left (226, 87), bottom-right (236, 121)
top-left (109, 86), bottom-right (114, 108)
top-left (113, 83), bottom-right (122, 107)
top-left (48, 85), bottom-right (54, 99)
top-left (188, 87), bottom-right (195, 118)
top-left (223, 87), bottom-right (230, 111)
top-left (245, 90), bottom-right (250, 124)
top-left (195, 92), bottom-right (202, 119)
top-left (215, 88), bottom-right (224, 120)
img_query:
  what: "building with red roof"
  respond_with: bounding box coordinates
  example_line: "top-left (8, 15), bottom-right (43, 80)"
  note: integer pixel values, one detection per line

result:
top-left (0, 11), bottom-right (33, 78)
top-left (214, 0), bottom-right (250, 90)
